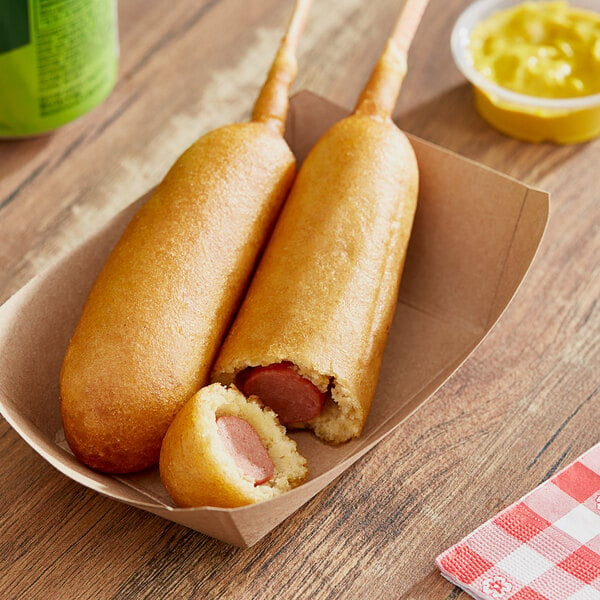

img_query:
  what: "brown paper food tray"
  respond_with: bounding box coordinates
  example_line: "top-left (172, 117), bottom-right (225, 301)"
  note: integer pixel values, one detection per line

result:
top-left (0, 91), bottom-right (549, 548)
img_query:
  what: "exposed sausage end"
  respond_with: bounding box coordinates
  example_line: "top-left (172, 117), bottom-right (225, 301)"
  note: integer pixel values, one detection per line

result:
top-left (236, 362), bottom-right (326, 425)
top-left (216, 415), bottom-right (275, 485)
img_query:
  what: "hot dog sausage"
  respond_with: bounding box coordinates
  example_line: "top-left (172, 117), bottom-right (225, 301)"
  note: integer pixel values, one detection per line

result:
top-left (236, 362), bottom-right (326, 425)
top-left (217, 415), bottom-right (275, 485)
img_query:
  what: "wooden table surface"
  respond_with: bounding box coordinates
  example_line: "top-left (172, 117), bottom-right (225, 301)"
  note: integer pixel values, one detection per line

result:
top-left (1, 0), bottom-right (599, 598)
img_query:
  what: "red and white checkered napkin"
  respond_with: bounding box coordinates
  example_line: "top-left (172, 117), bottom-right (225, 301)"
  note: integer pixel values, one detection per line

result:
top-left (436, 443), bottom-right (600, 600)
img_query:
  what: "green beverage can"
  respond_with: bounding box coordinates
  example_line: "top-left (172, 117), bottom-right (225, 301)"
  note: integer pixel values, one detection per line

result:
top-left (0, 0), bottom-right (118, 137)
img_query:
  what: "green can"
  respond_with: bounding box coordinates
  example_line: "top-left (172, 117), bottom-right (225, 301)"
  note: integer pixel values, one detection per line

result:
top-left (0, 0), bottom-right (118, 137)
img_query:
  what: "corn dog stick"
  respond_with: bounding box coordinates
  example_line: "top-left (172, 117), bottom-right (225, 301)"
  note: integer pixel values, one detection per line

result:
top-left (355, 0), bottom-right (430, 119)
top-left (252, 0), bottom-right (313, 132)
top-left (60, 1), bottom-right (312, 474)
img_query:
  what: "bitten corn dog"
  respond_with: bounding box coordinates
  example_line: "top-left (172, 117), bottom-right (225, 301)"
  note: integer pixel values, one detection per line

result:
top-left (213, 0), bottom-right (428, 444)
top-left (159, 384), bottom-right (307, 508)
top-left (60, 0), bottom-right (312, 474)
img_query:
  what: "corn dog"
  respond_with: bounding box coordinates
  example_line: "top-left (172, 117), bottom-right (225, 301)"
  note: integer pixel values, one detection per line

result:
top-left (212, 0), bottom-right (428, 444)
top-left (159, 384), bottom-right (307, 508)
top-left (60, 0), bottom-right (313, 474)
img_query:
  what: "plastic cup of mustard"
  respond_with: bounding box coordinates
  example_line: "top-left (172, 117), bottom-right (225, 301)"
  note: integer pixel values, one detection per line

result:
top-left (451, 0), bottom-right (600, 143)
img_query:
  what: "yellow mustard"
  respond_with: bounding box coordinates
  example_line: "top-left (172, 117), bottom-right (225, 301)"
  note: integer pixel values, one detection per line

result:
top-left (470, 1), bottom-right (600, 99)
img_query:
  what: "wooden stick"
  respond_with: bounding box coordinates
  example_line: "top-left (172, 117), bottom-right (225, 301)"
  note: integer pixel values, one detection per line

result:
top-left (282, 0), bottom-right (313, 54)
top-left (252, 0), bottom-right (313, 133)
top-left (355, 0), bottom-right (430, 120)
top-left (391, 0), bottom-right (431, 55)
